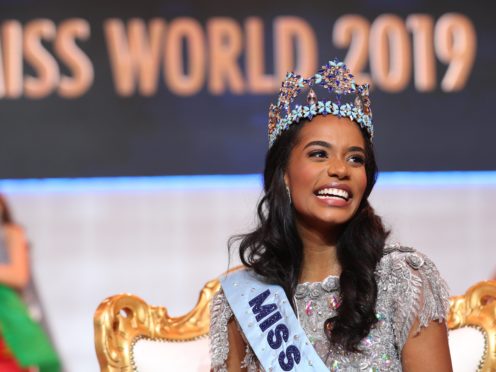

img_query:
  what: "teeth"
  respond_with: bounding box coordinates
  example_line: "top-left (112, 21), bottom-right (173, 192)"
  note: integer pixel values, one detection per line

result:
top-left (316, 188), bottom-right (349, 200)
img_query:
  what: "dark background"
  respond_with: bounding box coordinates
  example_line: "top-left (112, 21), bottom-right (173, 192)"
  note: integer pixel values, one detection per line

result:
top-left (0, 0), bottom-right (493, 179)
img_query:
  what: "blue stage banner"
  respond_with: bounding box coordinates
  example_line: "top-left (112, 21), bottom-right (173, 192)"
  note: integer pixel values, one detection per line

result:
top-left (0, 0), bottom-right (492, 178)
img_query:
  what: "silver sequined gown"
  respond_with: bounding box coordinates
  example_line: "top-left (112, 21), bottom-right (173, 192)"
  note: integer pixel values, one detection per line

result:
top-left (209, 245), bottom-right (450, 371)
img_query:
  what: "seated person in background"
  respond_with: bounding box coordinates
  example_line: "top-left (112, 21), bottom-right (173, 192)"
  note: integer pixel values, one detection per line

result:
top-left (0, 194), bottom-right (62, 372)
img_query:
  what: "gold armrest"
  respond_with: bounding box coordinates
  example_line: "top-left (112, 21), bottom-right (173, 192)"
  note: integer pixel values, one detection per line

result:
top-left (448, 280), bottom-right (496, 372)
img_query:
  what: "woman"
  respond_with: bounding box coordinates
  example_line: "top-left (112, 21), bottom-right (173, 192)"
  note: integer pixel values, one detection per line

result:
top-left (0, 194), bottom-right (61, 372)
top-left (209, 60), bottom-right (452, 371)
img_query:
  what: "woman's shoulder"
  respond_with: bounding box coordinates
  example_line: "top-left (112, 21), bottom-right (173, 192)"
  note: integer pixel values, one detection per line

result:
top-left (2, 223), bottom-right (27, 242)
top-left (376, 242), bottom-right (449, 300)
top-left (376, 243), bottom-right (450, 350)
top-left (377, 242), bottom-right (442, 275)
top-left (209, 266), bottom-right (252, 326)
top-left (3, 222), bottom-right (20, 230)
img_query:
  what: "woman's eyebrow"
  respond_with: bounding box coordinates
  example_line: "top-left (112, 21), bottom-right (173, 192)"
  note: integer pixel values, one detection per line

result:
top-left (303, 140), bottom-right (331, 149)
top-left (348, 146), bottom-right (366, 154)
top-left (302, 142), bottom-right (365, 154)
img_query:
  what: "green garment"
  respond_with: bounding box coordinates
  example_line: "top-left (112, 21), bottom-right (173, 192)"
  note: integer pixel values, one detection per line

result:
top-left (0, 284), bottom-right (61, 372)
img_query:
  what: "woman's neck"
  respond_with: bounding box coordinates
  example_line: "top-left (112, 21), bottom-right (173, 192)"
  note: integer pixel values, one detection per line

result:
top-left (296, 218), bottom-right (342, 283)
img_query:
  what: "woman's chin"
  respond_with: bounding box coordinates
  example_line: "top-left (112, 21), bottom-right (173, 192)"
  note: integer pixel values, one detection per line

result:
top-left (299, 213), bottom-right (354, 231)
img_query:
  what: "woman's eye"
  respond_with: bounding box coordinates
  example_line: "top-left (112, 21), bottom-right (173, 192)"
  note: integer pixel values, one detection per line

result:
top-left (348, 155), bottom-right (365, 165)
top-left (308, 150), bottom-right (328, 159)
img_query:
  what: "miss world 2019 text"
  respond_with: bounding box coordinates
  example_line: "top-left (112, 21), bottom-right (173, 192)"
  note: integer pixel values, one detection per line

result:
top-left (0, 14), bottom-right (476, 99)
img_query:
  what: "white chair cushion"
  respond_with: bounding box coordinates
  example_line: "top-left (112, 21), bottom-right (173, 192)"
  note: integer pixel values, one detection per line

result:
top-left (133, 337), bottom-right (211, 372)
top-left (448, 326), bottom-right (485, 372)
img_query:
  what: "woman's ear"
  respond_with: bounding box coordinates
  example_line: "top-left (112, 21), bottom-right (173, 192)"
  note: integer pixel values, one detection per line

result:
top-left (284, 173), bottom-right (289, 188)
top-left (283, 173), bottom-right (292, 204)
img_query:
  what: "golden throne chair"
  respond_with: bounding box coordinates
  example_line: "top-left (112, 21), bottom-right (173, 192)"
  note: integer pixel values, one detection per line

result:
top-left (447, 280), bottom-right (496, 372)
top-left (94, 278), bottom-right (496, 372)
top-left (94, 278), bottom-right (220, 371)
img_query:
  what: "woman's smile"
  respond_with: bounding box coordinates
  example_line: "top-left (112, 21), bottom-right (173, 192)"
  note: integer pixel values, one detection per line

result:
top-left (314, 183), bottom-right (353, 207)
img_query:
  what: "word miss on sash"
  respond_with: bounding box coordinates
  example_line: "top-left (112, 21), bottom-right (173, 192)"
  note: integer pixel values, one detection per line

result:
top-left (249, 289), bottom-right (301, 371)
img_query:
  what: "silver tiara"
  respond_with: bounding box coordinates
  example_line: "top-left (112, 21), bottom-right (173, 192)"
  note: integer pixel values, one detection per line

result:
top-left (268, 59), bottom-right (373, 147)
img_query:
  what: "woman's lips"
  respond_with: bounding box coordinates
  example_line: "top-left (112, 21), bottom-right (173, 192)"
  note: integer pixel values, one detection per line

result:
top-left (314, 184), bottom-right (353, 207)
top-left (315, 194), bottom-right (351, 207)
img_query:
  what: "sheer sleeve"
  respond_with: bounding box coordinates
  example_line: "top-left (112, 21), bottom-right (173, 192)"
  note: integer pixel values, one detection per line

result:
top-left (381, 246), bottom-right (450, 351)
top-left (209, 288), bottom-right (233, 371)
top-left (209, 288), bottom-right (260, 371)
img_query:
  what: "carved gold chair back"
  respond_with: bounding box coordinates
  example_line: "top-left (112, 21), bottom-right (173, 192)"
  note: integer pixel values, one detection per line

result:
top-left (94, 278), bottom-right (220, 371)
top-left (447, 280), bottom-right (496, 372)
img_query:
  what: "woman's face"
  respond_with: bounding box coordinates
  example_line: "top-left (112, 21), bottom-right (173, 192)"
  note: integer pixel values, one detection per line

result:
top-left (284, 115), bottom-right (368, 230)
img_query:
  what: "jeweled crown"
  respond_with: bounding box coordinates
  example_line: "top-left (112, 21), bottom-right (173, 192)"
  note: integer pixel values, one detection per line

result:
top-left (268, 59), bottom-right (373, 147)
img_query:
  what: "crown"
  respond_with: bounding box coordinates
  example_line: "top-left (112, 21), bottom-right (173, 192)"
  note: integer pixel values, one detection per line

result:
top-left (268, 59), bottom-right (373, 147)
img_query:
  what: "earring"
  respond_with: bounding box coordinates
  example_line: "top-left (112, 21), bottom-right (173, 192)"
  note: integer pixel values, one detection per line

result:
top-left (285, 185), bottom-right (292, 204)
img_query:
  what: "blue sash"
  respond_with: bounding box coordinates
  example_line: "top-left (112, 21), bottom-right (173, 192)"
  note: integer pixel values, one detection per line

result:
top-left (221, 269), bottom-right (328, 371)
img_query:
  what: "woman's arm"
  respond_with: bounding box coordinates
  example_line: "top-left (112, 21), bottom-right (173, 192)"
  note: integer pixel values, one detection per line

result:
top-left (401, 318), bottom-right (452, 371)
top-left (0, 224), bottom-right (30, 289)
top-left (382, 248), bottom-right (452, 371)
top-left (225, 318), bottom-right (248, 372)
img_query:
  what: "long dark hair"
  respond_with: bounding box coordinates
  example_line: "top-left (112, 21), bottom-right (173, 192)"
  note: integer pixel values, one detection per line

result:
top-left (0, 194), bottom-right (14, 225)
top-left (230, 119), bottom-right (390, 352)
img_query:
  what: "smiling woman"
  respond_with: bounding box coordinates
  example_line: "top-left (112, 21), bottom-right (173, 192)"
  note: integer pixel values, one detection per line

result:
top-left (209, 59), bottom-right (452, 371)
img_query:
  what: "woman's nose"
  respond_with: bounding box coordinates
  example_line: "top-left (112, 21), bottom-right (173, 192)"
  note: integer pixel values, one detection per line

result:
top-left (327, 158), bottom-right (348, 179)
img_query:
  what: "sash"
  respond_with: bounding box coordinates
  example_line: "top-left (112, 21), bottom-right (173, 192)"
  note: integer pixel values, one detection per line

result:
top-left (221, 269), bottom-right (328, 371)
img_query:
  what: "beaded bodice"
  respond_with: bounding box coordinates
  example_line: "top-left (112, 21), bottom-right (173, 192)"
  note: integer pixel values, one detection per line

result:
top-left (209, 245), bottom-right (450, 371)
top-left (293, 274), bottom-right (400, 370)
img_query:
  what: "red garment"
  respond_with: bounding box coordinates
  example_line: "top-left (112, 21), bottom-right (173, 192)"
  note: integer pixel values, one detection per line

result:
top-left (0, 336), bottom-right (29, 372)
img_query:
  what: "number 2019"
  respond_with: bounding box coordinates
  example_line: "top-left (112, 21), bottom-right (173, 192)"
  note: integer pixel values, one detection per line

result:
top-left (333, 13), bottom-right (476, 92)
